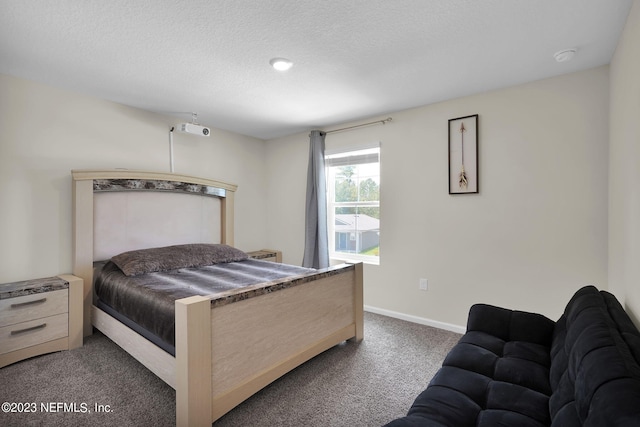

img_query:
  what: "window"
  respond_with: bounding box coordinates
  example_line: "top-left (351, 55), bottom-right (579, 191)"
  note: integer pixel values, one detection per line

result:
top-left (325, 146), bottom-right (380, 264)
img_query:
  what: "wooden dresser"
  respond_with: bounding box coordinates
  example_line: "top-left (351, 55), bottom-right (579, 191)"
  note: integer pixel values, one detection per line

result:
top-left (0, 275), bottom-right (83, 368)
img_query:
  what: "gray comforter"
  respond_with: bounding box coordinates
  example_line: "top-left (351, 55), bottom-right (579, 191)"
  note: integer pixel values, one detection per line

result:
top-left (94, 259), bottom-right (315, 348)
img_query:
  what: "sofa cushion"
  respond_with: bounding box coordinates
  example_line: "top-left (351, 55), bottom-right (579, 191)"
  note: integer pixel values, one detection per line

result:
top-left (385, 304), bottom-right (555, 427)
top-left (549, 285), bottom-right (640, 426)
top-left (428, 366), bottom-right (493, 408)
top-left (485, 381), bottom-right (550, 424)
top-left (443, 339), bottom-right (500, 378)
top-left (466, 303), bottom-right (555, 346)
top-left (494, 352), bottom-right (551, 395)
top-left (477, 410), bottom-right (548, 427)
top-left (384, 286), bottom-right (640, 427)
top-left (404, 384), bottom-right (482, 426)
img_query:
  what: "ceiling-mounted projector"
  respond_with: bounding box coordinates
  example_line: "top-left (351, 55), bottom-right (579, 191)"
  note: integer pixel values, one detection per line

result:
top-left (176, 123), bottom-right (210, 137)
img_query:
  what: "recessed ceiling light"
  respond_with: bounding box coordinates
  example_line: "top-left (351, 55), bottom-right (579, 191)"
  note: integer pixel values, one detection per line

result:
top-left (269, 57), bottom-right (293, 71)
top-left (554, 48), bottom-right (577, 63)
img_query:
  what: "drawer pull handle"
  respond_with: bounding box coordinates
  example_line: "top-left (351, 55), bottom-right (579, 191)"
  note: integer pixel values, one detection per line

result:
top-left (11, 298), bottom-right (47, 308)
top-left (10, 323), bottom-right (47, 335)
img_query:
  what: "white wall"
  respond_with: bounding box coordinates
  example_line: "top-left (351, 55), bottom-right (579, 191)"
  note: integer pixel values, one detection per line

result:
top-left (266, 66), bottom-right (610, 327)
top-left (0, 74), bottom-right (268, 283)
top-left (609, 0), bottom-right (640, 324)
top-left (0, 58), bottom-right (617, 329)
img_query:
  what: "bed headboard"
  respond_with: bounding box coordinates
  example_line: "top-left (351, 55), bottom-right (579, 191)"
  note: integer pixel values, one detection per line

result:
top-left (72, 169), bottom-right (237, 336)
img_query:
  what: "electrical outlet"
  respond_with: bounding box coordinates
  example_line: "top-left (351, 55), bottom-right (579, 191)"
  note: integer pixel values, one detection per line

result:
top-left (419, 278), bottom-right (428, 291)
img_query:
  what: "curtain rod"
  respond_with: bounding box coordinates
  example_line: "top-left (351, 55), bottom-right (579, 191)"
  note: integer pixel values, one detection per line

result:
top-left (324, 117), bottom-right (392, 134)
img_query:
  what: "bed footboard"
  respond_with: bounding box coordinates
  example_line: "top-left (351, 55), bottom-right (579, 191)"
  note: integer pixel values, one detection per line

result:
top-left (175, 295), bottom-right (212, 426)
top-left (175, 262), bottom-right (363, 426)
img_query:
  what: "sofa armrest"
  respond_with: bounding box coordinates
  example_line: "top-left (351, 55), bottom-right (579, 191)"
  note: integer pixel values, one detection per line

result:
top-left (467, 303), bottom-right (555, 346)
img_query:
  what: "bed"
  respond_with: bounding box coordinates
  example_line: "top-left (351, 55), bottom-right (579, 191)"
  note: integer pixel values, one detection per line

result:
top-left (71, 169), bottom-right (363, 426)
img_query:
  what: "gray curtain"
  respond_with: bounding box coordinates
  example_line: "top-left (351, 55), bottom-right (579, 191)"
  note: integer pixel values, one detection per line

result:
top-left (302, 130), bottom-right (329, 269)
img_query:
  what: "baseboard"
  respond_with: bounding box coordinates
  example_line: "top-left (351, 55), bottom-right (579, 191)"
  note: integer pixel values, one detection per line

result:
top-left (364, 305), bottom-right (466, 334)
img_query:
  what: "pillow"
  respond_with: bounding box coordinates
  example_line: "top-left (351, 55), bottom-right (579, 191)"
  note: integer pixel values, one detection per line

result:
top-left (111, 244), bottom-right (248, 276)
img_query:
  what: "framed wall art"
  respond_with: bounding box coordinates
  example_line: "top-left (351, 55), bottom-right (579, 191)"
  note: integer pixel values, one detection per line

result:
top-left (448, 114), bottom-right (478, 194)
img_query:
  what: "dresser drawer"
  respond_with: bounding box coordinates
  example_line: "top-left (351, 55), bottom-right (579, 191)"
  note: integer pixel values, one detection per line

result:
top-left (0, 313), bottom-right (68, 355)
top-left (0, 289), bottom-right (68, 327)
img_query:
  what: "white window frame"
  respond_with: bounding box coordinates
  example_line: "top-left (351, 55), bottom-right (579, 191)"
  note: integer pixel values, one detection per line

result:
top-left (325, 144), bottom-right (380, 265)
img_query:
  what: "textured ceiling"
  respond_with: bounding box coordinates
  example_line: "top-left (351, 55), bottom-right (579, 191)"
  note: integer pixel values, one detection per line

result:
top-left (0, 0), bottom-right (633, 140)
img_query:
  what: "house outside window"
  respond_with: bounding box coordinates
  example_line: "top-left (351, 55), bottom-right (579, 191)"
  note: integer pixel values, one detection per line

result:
top-left (325, 145), bottom-right (380, 264)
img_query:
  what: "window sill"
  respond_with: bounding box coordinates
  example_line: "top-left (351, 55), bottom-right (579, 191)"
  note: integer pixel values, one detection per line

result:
top-left (330, 255), bottom-right (379, 266)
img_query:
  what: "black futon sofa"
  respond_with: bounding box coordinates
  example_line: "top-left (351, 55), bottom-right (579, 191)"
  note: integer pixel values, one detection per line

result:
top-left (384, 286), bottom-right (640, 426)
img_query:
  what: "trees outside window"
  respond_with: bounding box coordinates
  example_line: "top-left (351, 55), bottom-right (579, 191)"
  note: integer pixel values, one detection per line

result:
top-left (326, 147), bottom-right (380, 263)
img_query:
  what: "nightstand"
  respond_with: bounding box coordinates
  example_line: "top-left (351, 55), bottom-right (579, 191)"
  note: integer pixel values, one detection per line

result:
top-left (247, 249), bottom-right (282, 263)
top-left (0, 275), bottom-right (83, 368)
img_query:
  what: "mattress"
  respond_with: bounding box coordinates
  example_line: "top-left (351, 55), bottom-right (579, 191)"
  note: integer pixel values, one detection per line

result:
top-left (94, 258), bottom-right (315, 352)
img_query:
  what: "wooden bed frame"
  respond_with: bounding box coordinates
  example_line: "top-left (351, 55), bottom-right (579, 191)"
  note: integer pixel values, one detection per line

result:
top-left (71, 169), bottom-right (363, 426)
